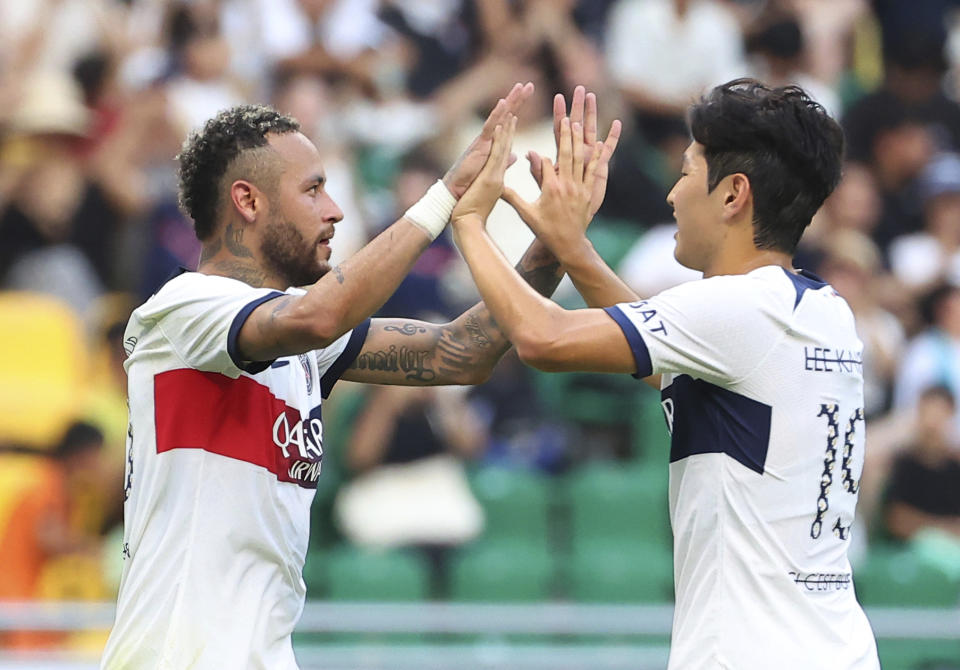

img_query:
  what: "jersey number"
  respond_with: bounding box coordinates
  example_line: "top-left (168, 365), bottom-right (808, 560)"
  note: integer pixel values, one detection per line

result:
top-left (810, 403), bottom-right (864, 541)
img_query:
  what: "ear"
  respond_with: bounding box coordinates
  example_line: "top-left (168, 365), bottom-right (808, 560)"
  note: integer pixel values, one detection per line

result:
top-left (229, 180), bottom-right (260, 224)
top-left (721, 173), bottom-right (752, 221)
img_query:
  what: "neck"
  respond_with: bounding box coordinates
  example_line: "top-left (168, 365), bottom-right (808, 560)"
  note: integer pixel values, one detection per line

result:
top-left (196, 222), bottom-right (282, 289)
top-left (702, 245), bottom-right (793, 279)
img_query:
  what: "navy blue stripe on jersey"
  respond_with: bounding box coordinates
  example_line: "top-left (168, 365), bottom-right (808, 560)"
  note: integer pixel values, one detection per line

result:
top-left (663, 375), bottom-right (772, 474)
top-left (603, 306), bottom-right (653, 378)
top-left (227, 292), bottom-right (286, 374)
top-left (783, 268), bottom-right (828, 309)
top-left (320, 318), bottom-right (372, 398)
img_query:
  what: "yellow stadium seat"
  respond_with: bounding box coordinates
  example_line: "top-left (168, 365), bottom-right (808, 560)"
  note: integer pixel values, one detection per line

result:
top-left (0, 292), bottom-right (89, 450)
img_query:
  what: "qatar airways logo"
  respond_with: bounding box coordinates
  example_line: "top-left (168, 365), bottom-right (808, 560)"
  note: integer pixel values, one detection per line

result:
top-left (272, 412), bottom-right (323, 484)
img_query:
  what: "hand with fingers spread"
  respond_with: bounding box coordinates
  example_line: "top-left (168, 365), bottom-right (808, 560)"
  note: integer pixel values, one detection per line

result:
top-left (442, 82), bottom-right (535, 199)
top-left (517, 86), bottom-right (621, 219)
top-left (450, 115), bottom-right (518, 230)
top-left (502, 86), bottom-right (621, 256)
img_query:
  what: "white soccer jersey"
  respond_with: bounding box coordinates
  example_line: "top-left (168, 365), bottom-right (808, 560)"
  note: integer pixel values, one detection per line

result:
top-left (605, 265), bottom-right (880, 670)
top-left (101, 271), bottom-right (369, 670)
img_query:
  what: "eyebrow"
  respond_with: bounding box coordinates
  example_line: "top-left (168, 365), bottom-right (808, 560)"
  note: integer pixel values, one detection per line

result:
top-left (302, 174), bottom-right (326, 188)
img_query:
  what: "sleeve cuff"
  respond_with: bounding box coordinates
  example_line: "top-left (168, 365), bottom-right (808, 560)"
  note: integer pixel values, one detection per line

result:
top-left (603, 306), bottom-right (653, 378)
top-left (227, 291), bottom-right (286, 374)
top-left (320, 319), bottom-right (371, 398)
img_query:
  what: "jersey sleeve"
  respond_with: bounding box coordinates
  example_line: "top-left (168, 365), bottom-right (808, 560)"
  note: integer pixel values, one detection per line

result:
top-left (603, 275), bottom-right (785, 385)
top-left (141, 274), bottom-right (285, 377)
top-left (318, 319), bottom-right (370, 398)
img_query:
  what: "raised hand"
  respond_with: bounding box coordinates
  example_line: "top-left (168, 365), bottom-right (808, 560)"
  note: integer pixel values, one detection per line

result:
top-left (504, 117), bottom-right (604, 253)
top-left (450, 115), bottom-right (518, 228)
top-left (520, 85), bottom-right (621, 219)
top-left (442, 82), bottom-right (534, 199)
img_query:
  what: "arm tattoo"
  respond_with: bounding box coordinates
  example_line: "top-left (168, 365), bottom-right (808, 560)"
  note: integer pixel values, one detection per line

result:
top-left (517, 260), bottom-right (563, 298)
top-left (436, 328), bottom-right (473, 378)
top-left (463, 313), bottom-right (492, 348)
top-left (225, 222), bottom-right (254, 258)
top-left (384, 323), bottom-right (428, 335)
top-left (333, 266), bottom-right (345, 285)
top-left (349, 345), bottom-right (436, 381)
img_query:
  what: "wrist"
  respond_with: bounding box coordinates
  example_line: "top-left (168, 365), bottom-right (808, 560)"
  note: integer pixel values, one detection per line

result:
top-left (404, 180), bottom-right (457, 240)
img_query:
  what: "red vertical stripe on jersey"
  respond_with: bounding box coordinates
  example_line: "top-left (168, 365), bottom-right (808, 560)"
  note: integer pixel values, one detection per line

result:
top-left (154, 369), bottom-right (317, 487)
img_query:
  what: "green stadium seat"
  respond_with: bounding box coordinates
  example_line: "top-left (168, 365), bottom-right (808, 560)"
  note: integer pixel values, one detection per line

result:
top-left (566, 462), bottom-right (671, 548)
top-left (565, 539), bottom-right (674, 603)
top-left (876, 639), bottom-right (960, 670)
top-left (319, 545), bottom-right (430, 601)
top-left (449, 541), bottom-right (555, 602)
top-left (469, 466), bottom-right (551, 545)
top-left (855, 544), bottom-right (960, 608)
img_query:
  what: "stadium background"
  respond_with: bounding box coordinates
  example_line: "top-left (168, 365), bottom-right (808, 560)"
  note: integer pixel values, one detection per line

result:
top-left (1, 0), bottom-right (959, 668)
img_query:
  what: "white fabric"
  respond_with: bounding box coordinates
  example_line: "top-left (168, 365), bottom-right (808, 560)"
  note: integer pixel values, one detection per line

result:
top-left (101, 272), bottom-right (360, 670)
top-left (403, 179), bottom-right (457, 240)
top-left (605, 0), bottom-right (746, 104)
top-left (608, 266), bottom-right (879, 670)
top-left (335, 453), bottom-right (484, 547)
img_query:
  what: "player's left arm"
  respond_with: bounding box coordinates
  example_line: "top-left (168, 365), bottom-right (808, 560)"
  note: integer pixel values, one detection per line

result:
top-left (340, 235), bottom-right (567, 386)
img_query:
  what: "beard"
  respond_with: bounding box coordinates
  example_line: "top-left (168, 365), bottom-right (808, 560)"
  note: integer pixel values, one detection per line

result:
top-left (260, 214), bottom-right (330, 288)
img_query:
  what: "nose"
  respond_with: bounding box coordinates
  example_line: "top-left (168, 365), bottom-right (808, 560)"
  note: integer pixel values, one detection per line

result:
top-left (323, 193), bottom-right (344, 224)
top-left (666, 185), bottom-right (676, 209)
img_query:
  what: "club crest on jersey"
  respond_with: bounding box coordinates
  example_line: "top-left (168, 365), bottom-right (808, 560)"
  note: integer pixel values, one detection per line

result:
top-left (298, 354), bottom-right (313, 394)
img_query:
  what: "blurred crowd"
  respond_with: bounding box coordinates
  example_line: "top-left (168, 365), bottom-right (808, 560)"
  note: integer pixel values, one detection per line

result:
top-left (3, 0), bottom-right (960, 650)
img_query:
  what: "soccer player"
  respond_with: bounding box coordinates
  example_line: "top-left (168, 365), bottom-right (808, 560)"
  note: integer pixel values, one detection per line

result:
top-left (100, 83), bottom-right (620, 670)
top-left (451, 80), bottom-right (881, 669)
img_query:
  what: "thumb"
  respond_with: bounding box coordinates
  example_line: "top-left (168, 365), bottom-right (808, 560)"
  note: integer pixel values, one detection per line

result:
top-left (501, 186), bottom-right (537, 225)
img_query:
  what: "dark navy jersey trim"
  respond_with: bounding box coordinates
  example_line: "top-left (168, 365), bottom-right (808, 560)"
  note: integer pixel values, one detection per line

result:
top-left (603, 306), bottom-right (653, 378)
top-left (270, 360), bottom-right (290, 368)
top-left (320, 319), bottom-right (371, 398)
top-left (783, 268), bottom-right (828, 310)
top-left (227, 292), bottom-right (286, 373)
top-left (663, 375), bottom-right (772, 474)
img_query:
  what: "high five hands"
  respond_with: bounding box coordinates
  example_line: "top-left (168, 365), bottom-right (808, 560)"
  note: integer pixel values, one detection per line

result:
top-left (451, 85), bottom-right (621, 251)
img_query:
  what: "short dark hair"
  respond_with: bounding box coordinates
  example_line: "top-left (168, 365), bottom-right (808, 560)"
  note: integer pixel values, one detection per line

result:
top-left (688, 79), bottom-right (844, 253)
top-left (177, 105), bottom-right (300, 240)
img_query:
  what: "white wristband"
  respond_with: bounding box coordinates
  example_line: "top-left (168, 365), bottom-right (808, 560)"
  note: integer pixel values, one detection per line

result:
top-left (403, 180), bottom-right (456, 240)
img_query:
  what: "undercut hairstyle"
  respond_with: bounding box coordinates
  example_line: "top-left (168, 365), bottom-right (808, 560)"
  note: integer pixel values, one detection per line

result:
top-left (688, 79), bottom-right (844, 254)
top-left (177, 105), bottom-right (300, 240)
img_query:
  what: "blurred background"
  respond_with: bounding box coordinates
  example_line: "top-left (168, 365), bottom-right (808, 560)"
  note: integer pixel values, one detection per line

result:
top-left (1, 0), bottom-right (960, 668)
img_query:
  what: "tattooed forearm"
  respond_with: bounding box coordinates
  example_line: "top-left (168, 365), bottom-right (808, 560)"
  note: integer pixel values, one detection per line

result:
top-left (350, 345), bottom-right (436, 381)
top-left (517, 260), bottom-right (563, 298)
top-left (463, 313), bottom-right (493, 348)
top-left (225, 222), bottom-right (254, 258)
top-left (384, 324), bottom-right (428, 335)
top-left (436, 328), bottom-right (474, 377)
top-left (333, 266), bottom-right (345, 284)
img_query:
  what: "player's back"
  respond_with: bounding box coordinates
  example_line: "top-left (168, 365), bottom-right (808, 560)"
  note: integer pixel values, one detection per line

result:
top-left (606, 266), bottom-right (880, 669)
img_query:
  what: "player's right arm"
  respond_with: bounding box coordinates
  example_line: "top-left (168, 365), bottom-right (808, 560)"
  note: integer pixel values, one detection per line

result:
top-left (236, 83), bottom-right (535, 364)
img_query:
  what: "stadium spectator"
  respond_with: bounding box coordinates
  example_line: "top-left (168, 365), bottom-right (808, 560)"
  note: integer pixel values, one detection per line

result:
top-left (894, 283), bottom-right (960, 433)
top-left (335, 383), bottom-right (486, 595)
top-left (889, 152), bottom-right (960, 293)
top-left (884, 384), bottom-right (960, 542)
top-left (0, 422), bottom-right (106, 648)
